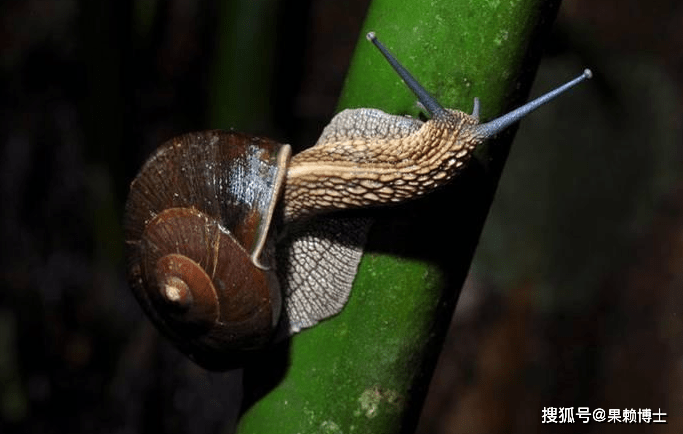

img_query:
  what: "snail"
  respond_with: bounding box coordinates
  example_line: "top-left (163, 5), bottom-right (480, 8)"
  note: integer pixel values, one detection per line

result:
top-left (124, 32), bottom-right (592, 369)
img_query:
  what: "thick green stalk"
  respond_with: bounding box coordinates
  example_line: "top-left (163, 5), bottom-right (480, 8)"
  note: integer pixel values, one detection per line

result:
top-left (238, 0), bottom-right (560, 432)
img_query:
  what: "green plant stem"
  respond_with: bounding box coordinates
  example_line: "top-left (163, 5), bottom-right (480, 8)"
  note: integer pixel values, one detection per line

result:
top-left (238, 0), bottom-right (560, 432)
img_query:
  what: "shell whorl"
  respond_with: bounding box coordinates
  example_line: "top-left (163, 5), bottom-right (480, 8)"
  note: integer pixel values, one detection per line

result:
top-left (283, 108), bottom-right (480, 222)
top-left (124, 131), bottom-right (288, 364)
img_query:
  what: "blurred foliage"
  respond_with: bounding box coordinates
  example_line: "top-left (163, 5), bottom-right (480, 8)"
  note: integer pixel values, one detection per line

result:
top-left (475, 57), bottom-right (682, 312)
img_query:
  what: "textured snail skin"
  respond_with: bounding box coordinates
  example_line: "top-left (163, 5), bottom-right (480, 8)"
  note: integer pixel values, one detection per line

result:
top-left (283, 108), bottom-right (478, 222)
top-left (278, 108), bottom-right (483, 332)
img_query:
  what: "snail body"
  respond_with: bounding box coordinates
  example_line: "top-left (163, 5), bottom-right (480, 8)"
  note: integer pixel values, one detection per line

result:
top-left (125, 32), bottom-right (591, 369)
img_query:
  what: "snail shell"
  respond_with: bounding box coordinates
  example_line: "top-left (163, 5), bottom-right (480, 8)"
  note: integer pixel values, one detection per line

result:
top-left (125, 131), bottom-right (289, 365)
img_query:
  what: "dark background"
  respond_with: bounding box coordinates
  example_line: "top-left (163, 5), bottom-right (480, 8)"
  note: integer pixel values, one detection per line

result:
top-left (1, 0), bottom-right (682, 433)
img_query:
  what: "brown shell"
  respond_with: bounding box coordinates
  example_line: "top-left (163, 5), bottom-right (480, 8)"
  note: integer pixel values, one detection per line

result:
top-left (124, 130), bottom-right (290, 367)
